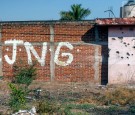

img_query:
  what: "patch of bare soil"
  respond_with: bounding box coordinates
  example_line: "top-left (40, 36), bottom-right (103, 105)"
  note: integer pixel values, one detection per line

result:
top-left (0, 80), bottom-right (135, 114)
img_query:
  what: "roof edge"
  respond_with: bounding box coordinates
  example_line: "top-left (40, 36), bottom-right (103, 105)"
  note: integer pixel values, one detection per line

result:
top-left (0, 20), bottom-right (95, 25)
top-left (96, 18), bottom-right (135, 26)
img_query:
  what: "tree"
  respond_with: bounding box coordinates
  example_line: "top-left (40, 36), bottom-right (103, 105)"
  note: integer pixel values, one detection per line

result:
top-left (60, 4), bottom-right (91, 21)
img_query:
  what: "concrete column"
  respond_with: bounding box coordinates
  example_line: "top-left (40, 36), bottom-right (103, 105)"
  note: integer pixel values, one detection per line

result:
top-left (0, 26), bottom-right (3, 76)
top-left (49, 25), bottom-right (55, 81)
top-left (94, 45), bottom-right (100, 84)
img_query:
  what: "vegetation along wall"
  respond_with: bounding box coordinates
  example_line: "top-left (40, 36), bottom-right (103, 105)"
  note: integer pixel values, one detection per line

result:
top-left (0, 21), bottom-right (108, 84)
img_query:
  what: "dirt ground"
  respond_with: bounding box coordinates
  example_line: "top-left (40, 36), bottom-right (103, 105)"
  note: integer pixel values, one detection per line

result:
top-left (0, 80), bottom-right (135, 114)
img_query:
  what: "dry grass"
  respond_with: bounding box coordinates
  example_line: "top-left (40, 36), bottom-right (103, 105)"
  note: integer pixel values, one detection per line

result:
top-left (102, 87), bottom-right (135, 105)
top-left (0, 80), bottom-right (10, 92)
top-left (77, 87), bottom-right (135, 106)
top-left (0, 81), bottom-right (135, 114)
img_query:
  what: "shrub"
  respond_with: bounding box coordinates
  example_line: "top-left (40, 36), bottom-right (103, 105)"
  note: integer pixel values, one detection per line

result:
top-left (36, 99), bottom-right (60, 114)
top-left (9, 83), bottom-right (27, 112)
top-left (9, 64), bottom-right (37, 112)
top-left (13, 64), bottom-right (37, 86)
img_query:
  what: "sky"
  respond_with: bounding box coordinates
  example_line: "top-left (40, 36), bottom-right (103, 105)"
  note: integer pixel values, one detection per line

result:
top-left (0, 0), bottom-right (129, 21)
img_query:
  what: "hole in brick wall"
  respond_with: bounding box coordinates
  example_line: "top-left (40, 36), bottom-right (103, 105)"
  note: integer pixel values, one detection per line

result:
top-left (127, 52), bottom-right (130, 56)
top-left (116, 51), bottom-right (119, 54)
top-left (112, 38), bottom-right (116, 40)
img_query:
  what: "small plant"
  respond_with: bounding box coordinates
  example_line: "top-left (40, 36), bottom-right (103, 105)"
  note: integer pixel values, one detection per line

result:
top-left (129, 104), bottom-right (135, 113)
top-left (9, 83), bottom-right (27, 112)
top-left (106, 105), bottom-right (119, 113)
top-left (13, 64), bottom-right (37, 86)
top-left (36, 99), bottom-right (60, 114)
top-left (63, 103), bottom-right (94, 115)
top-left (0, 76), bottom-right (3, 80)
top-left (64, 108), bottom-right (73, 115)
top-left (9, 63), bottom-right (37, 112)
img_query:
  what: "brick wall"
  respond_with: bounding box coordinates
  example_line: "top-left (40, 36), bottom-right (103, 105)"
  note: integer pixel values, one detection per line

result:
top-left (0, 21), bottom-right (108, 84)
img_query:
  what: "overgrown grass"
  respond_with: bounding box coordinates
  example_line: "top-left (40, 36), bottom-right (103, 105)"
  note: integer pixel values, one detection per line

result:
top-left (1, 76), bottom-right (134, 115)
top-left (78, 87), bottom-right (135, 106)
top-left (62, 103), bottom-right (93, 115)
top-left (36, 99), bottom-right (60, 114)
top-left (98, 87), bottom-right (135, 106)
top-left (28, 98), bottom-right (133, 115)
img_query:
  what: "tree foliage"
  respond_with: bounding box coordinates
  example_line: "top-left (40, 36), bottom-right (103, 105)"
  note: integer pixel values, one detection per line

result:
top-left (60, 4), bottom-right (91, 21)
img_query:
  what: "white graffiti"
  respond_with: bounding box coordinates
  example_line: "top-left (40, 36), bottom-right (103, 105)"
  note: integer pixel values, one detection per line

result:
top-left (24, 42), bottom-right (47, 66)
top-left (54, 42), bottom-right (73, 66)
top-left (4, 40), bottom-right (74, 66)
top-left (4, 40), bottom-right (24, 64)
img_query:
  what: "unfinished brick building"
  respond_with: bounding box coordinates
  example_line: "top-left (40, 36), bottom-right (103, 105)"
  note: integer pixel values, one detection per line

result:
top-left (0, 18), bottom-right (134, 85)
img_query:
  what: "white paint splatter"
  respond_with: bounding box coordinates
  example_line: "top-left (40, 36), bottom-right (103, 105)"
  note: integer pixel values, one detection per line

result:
top-left (24, 42), bottom-right (47, 66)
top-left (19, 48), bottom-right (22, 51)
top-left (4, 40), bottom-right (24, 65)
top-left (132, 39), bottom-right (135, 46)
top-left (6, 48), bottom-right (9, 51)
top-left (54, 42), bottom-right (73, 66)
top-left (49, 48), bottom-right (52, 52)
top-left (77, 49), bottom-right (80, 52)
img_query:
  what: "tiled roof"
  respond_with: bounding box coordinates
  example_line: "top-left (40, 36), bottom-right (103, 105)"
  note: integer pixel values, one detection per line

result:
top-left (96, 18), bottom-right (135, 25)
